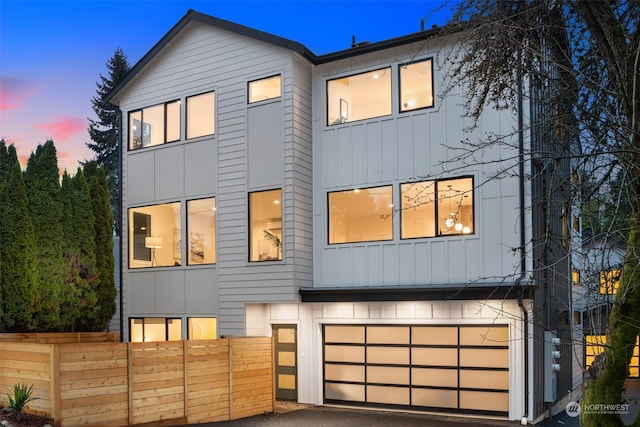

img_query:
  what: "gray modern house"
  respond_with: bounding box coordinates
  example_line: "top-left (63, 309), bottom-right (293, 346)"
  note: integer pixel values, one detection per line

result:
top-left (105, 10), bottom-right (579, 423)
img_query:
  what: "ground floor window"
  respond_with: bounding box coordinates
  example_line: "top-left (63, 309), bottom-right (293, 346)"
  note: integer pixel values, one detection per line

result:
top-left (130, 317), bottom-right (182, 342)
top-left (188, 317), bottom-right (217, 339)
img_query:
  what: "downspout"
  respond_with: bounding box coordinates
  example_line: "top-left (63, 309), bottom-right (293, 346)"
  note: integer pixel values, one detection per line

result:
top-left (516, 57), bottom-right (529, 422)
top-left (117, 107), bottom-right (124, 342)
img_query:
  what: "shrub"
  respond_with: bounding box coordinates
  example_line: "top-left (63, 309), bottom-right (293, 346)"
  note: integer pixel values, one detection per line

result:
top-left (5, 383), bottom-right (38, 418)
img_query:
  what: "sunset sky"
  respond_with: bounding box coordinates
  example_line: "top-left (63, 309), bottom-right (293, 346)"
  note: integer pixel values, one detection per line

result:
top-left (1, 0), bottom-right (452, 174)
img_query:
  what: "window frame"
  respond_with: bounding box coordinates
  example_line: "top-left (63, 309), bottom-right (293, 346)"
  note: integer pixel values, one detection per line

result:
top-left (248, 74), bottom-right (282, 104)
top-left (186, 90), bottom-right (216, 140)
top-left (327, 184), bottom-right (394, 245)
top-left (398, 58), bottom-right (434, 113)
top-left (400, 176), bottom-right (475, 239)
top-left (186, 197), bottom-right (216, 266)
top-left (129, 317), bottom-right (182, 342)
top-left (326, 66), bottom-right (392, 126)
top-left (127, 201), bottom-right (182, 269)
top-left (128, 99), bottom-right (181, 151)
top-left (248, 188), bottom-right (283, 262)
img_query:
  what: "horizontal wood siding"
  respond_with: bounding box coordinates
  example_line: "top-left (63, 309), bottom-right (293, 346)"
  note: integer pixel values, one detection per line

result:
top-left (312, 39), bottom-right (526, 288)
top-left (0, 337), bottom-right (272, 427)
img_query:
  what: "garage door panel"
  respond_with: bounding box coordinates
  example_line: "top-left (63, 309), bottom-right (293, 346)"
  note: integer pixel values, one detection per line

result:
top-left (412, 347), bottom-right (458, 366)
top-left (412, 388), bottom-right (458, 408)
top-left (412, 368), bottom-right (457, 387)
top-left (459, 390), bottom-right (509, 412)
top-left (367, 346), bottom-right (409, 364)
top-left (325, 325), bottom-right (365, 343)
top-left (459, 348), bottom-right (508, 368)
top-left (368, 385), bottom-right (410, 405)
top-left (459, 369), bottom-right (509, 389)
top-left (325, 364), bottom-right (365, 382)
top-left (368, 326), bottom-right (410, 344)
top-left (325, 383), bottom-right (365, 401)
top-left (460, 326), bottom-right (509, 346)
top-left (325, 345), bottom-right (365, 363)
top-left (413, 327), bottom-right (458, 345)
top-left (367, 366), bottom-right (410, 385)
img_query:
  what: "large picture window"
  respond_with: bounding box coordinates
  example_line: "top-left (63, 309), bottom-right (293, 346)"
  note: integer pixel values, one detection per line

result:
top-left (188, 318), bottom-right (217, 340)
top-left (327, 67), bottom-right (391, 125)
top-left (128, 202), bottom-right (181, 268)
top-left (248, 75), bottom-right (281, 103)
top-left (187, 91), bottom-right (215, 139)
top-left (249, 189), bottom-right (282, 261)
top-left (187, 198), bottom-right (216, 265)
top-left (328, 186), bottom-right (393, 244)
top-left (129, 100), bottom-right (180, 150)
top-left (401, 177), bottom-right (474, 238)
top-left (399, 58), bottom-right (434, 112)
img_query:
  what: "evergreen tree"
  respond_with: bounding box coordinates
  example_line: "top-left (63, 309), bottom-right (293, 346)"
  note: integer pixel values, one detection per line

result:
top-left (0, 146), bottom-right (37, 332)
top-left (84, 161), bottom-right (116, 331)
top-left (24, 140), bottom-right (65, 331)
top-left (0, 139), bottom-right (10, 184)
top-left (86, 48), bottom-right (130, 236)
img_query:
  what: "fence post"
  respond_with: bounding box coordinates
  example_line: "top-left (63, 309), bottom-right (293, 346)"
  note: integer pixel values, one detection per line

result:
top-left (50, 344), bottom-right (61, 427)
top-left (183, 340), bottom-right (189, 421)
top-left (228, 338), bottom-right (234, 420)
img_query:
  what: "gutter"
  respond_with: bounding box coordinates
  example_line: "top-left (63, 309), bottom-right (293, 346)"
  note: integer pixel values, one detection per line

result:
top-left (118, 107), bottom-right (124, 342)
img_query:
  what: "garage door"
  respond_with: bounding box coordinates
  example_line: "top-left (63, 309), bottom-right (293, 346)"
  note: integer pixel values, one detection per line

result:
top-left (323, 324), bottom-right (509, 416)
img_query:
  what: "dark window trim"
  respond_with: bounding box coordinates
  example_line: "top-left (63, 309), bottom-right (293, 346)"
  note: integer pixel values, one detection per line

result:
top-left (398, 57), bottom-right (435, 113)
top-left (127, 201), bottom-right (182, 269)
top-left (247, 74), bottom-right (282, 104)
top-left (129, 317), bottom-right (182, 342)
top-left (128, 99), bottom-right (181, 151)
top-left (185, 90), bottom-right (216, 140)
top-left (186, 196), bottom-right (216, 266)
top-left (248, 188), bottom-right (283, 263)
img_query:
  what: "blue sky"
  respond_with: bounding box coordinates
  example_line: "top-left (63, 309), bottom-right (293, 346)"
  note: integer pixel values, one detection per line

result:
top-left (0, 0), bottom-right (452, 173)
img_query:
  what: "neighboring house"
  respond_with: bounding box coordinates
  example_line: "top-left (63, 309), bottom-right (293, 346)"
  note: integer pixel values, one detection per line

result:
top-left (105, 10), bottom-right (577, 423)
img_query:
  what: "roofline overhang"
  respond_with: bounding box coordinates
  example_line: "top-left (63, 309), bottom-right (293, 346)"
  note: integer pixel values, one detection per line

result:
top-left (105, 9), bottom-right (455, 105)
top-left (299, 282), bottom-right (535, 303)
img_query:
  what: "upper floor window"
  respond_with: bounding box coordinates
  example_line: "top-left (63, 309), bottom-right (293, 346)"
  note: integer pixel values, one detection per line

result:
top-left (129, 100), bottom-right (180, 150)
top-left (599, 269), bottom-right (621, 295)
top-left (327, 67), bottom-right (391, 125)
top-left (401, 177), bottom-right (474, 238)
top-left (187, 91), bottom-right (215, 139)
top-left (399, 58), bottom-right (433, 112)
top-left (248, 75), bottom-right (281, 103)
top-left (128, 202), bottom-right (181, 268)
top-left (249, 189), bottom-right (282, 261)
top-left (328, 186), bottom-right (393, 244)
top-left (187, 198), bottom-right (216, 265)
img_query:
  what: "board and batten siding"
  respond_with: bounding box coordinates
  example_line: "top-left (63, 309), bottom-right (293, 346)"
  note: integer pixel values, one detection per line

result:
top-left (311, 39), bottom-right (531, 288)
top-left (117, 20), bottom-right (313, 337)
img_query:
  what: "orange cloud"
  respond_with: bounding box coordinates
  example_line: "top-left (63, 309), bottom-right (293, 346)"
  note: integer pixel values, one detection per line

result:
top-left (34, 116), bottom-right (86, 143)
top-left (0, 76), bottom-right (39, 110)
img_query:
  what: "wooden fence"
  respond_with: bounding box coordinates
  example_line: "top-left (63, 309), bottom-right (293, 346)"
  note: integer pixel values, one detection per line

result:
top-left (0, 337), bottom-right (274, 427)
top-left (0, 331), bottom-right (120, 343)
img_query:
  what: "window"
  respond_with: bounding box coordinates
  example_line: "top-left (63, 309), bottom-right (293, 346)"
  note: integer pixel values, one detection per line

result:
top-left (130, 318), bottom-right (182, 342)
top-left (401, 177), bottom-right (474, 238)
top-left (328, 186), bottom-right (393, 244)
top-left (599, 269), bottom-right (621, 295)
top-left (187, 198), bottom-right (216, 265)
top-left (187, 91), bottom-right (215, 139)
top-left (249, 75), bottom-right (281, 103)
top-left (327, 67), bottom-right (391, 125)
top-left (128, 202), bottom-right (181, 268)
top-left (129, 100), bottom-right (180, 150)
top-left (572, 270), bottom-right (581, 286)
top-left (188, 318), bottom-right (217, 340)
top-left (399, 58), bottom-right (433, 112)
top-left (249, 189), bottom-right (282, 261)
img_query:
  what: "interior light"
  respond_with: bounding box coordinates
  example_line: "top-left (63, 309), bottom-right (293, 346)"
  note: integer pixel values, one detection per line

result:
top-left (373, 73), bottom-right (380, 79)
top-left (463, 226), bottom-right (471, 234)
top-left (445, 218), bottom-right (455, 228)
top-left (454, 223), bottom-right (463, 232)
top-left (353, 189), bottom-right (360, 193)
top-left (273, 200), bottom-right (280, 204)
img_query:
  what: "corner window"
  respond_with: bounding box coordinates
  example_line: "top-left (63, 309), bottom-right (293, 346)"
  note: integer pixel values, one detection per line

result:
top-left (128, 202), bottom-right (181, 268)
top-left (129, 100), bottom-right (180, 150)
top-left (401, 177), bottom-right (474, 238)
top-left (599, 269), bottom-right (620, 295)
top-left (327, 67), bottom-right (391, 125)
top-left (328, 186), bottom-right (393, 244)
top-left (188, 318), bottom-right (217, 340)
top-left (130, 318), bottom-right (182, 342)
top-left (187, 91), bottom-right (215, 139)
top-left (399, 58), bottom-right (433, 112)
top-left (187, 198), bottom-right (216, 265)
top-left (249, 75), bottom-right (281, 103)
top-left (249, 189), bottom-right (282, 261)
